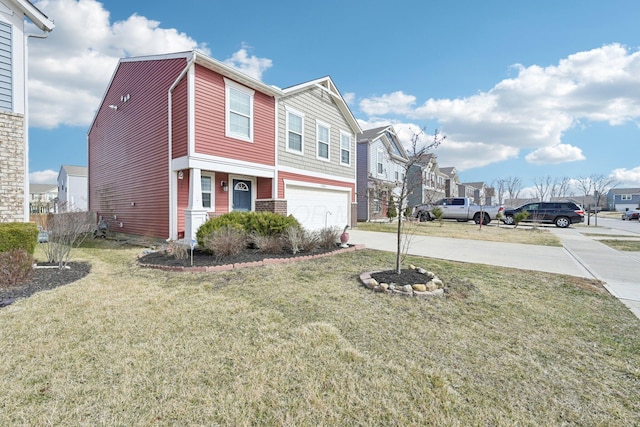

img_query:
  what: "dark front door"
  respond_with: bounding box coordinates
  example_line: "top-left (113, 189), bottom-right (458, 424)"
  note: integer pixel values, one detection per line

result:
top-left (232, 179), bottom-right (252, 211)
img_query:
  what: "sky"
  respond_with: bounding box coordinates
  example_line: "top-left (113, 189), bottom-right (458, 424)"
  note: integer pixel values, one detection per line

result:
top-left (26, 0), bottom-right (640, 197)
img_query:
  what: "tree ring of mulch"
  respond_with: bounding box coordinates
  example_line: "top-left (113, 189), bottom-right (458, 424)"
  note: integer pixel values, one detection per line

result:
top-left (0, 262), bottom-right (91, 308)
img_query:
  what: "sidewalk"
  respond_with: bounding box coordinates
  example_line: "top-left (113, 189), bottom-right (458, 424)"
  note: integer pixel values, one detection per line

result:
top-left (347, 227), bottom-right (640, 320)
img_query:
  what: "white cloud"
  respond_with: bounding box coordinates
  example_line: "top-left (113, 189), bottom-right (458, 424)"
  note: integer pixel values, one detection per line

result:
top-left (610, 166), bottom-right (640, 186)
top-left (29, 169), bottom-right (58, 184)
top-left (525, 144), bottom-right (586, 165)
top-left (29, 0), bottom-right (271, 129)
top-left (359, 91), bottom-right (416, 116)
top-left (358, 43), bottom-right (640, 171)
top-left (342, 92), bottom-right (355, 105)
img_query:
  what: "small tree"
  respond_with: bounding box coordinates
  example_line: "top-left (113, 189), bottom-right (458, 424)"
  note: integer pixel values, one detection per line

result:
top-left (431, 206), bottom-right (444, 226)
top-left (386, 195), bottom-right (398, 222)
top-left (42, 210), bottom-right (95, 269)
top-left (513, 211), bottom-right (530, 228)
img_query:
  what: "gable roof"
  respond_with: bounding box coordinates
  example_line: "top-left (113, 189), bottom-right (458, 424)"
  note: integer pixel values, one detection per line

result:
top-left (60, 165), bottom-right (88, 177)
top-left (29, 183), bottom-right (57, 193)
top-left (10, 0), bottom-right (55, 32)
top-left (282, 76), bottom-right (361, 134)
top-left (357, 125), bottom-right (409, 162)
top-left (609, 187), bottom-right (640, 195)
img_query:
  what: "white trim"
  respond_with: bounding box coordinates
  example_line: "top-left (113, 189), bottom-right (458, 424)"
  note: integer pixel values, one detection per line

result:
top-left (283, 179), bottom-right (352, 198)
top-left (315, 119), bottom-right (331, 162)
top-left (172, 153), bottom-right (276, 178)
top-left (201, 172), bottom-right (215, 211)
top-left (285, 105), bottom-right (304, 155)
top-left (224, 78), bottom-right (254, 142)
top-left (187, 65), bottom-right (196, 155)
top-left (278, 164), bottom-right (356, 184)
top-left (376, 148), bottom-right (385, 177)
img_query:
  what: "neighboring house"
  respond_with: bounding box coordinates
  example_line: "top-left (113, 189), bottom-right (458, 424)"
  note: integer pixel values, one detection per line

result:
top-left (356, 125), bottom-right (409, 222)
top-left (0, 0), bottom-right (53, 223)
top-left (407, 153), bottom-right (447, 207)
top-left (88, 51), bottom-right (359, 240)
top-left (458, 183), bottom-right (478, 199)
top-left (57, 165), bottom-right (88, 211)
top-left (439, 167), bottom-right (460, 198)
top-left (277, 77), bottom-right (361, 230)
top-left (607, 188), bottom-right (640, 212)
top-left (462, 181), bottom-right (494, 205)
top-left (29, 183), bottom-right (57, 214)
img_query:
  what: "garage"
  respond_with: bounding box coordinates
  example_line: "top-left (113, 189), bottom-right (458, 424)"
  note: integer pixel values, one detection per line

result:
top-left (285, 184), bottom-right (351, 231)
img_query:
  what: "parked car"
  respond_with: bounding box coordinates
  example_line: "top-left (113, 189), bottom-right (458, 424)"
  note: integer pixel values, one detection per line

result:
top-left (502, 201), bottom-right (584, 228)
top-left (621, 209), bottom-right (640, 220)
top-left (413, 197), bottom-right (504, 225)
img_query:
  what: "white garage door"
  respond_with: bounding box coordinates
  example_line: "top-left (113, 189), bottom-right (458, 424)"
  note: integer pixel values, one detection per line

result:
top-left (286, 185), bottom-right (350, 231)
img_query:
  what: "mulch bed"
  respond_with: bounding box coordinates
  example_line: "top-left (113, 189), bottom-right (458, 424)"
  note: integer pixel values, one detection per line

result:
top-left (370, 269), bottom-right (435, 286)
top-left (0, 262), bottom-right (91, 308)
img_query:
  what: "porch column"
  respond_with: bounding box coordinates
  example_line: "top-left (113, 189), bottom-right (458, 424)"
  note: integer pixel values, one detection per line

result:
top-left (184, 168), bottom-right (208, 242)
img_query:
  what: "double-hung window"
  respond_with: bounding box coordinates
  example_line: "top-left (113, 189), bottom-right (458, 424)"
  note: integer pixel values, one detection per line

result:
top-left (376, 149), bottom-right (384, 175)
top-left (316, 121), bottom-right (330, 160)
top-left (201, 175), bottom-right (213, 209)
top-left (225, 79), bottom-right (254, 142)
top-left (340, 131), bottom-right (351, 165)
top-left (622, 194), bottom-right (632, 201)
top-left (286, 107), bottom-right (304, 153)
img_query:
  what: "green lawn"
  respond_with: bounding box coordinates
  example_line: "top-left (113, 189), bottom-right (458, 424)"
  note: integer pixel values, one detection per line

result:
top-left (0, 244), bottom-right (638, 425)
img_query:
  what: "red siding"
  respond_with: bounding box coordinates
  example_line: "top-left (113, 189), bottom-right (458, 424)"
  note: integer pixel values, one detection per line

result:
top-left (257, 177), bottom-right (272, 199)
top-left (88, 57), bottom-right (187, 239)
top-left (171, 77), bottom-right (189, 159)
top-left (214, 174), bottom-right (230, 212)
top-left (277, 171), bottom-right (355, 201)
top-left (193, 65), bottom-right (275, 166)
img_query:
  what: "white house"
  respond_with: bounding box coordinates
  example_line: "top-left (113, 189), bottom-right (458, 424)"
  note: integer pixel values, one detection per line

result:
top-left (57, 165), bottom-right (88, 211)
top-left (0, 0), bottom-right (54, 222)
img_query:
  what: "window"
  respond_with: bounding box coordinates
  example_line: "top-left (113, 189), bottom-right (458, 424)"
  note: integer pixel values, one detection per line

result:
top-left (225, 79), bottom-right (254, 141)
top-left (373, 196), bottom-right (380, 213)
top-left (340, 131), bottom-right (351, 165)
top-left (316, 122), bottom-right (330, 160)
top-left (286, 108), bottom-right (304, 153)
top-left (201, 176), bottom-right (212, 209)
top-left (376, 150), bottom-right (384, 175)
top-left (622, 194), bottom-right (632, 201)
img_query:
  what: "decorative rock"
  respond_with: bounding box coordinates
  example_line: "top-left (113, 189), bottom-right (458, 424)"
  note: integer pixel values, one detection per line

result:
top-left (368, 278), bottom-right (379, 289)
top-left (374, 285), bottom-right (385, 292)
top-left (402, 284), bottom-right (413, 293)
top-left (425, 281), bottom-right (438, 292)
top-left (389, 284), bottom-right (396, 290)
top-left (432, 277), bottom-right (444, 288)
top-left (413, 288), bottom-right (444, 298)
top-left (380, 283), bottom-right (389, 291)
top-left (425, 271), bottom-right (436, 279)
top-left (416, 267), bottom-right (427, 274)
top-left (409, 264), bottom-right (416, 270)
top-left (412, 284), bottom-right (427, 292)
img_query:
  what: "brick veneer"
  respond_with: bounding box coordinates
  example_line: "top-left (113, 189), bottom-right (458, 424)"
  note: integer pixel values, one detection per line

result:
top-left (255, 199), bottom-right (288, 215)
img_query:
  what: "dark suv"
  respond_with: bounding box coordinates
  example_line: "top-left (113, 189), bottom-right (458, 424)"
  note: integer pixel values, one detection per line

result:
top-left (502, 201), bottom-right (584, 228)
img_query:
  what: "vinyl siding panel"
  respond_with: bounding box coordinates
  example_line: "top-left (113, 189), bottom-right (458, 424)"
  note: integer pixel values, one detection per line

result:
top-left (278, 86), bottom-right (355, 180)
top-left (193, 65), bottom-right (275, 166)
top-left (88, 57), bottom-right (187, 239)
top-left (171, 77), bottom-right (188, 158)
top-left (356, 143), bottom-right (370, 220)
top-left (0, 21), bottom-right (11, 111)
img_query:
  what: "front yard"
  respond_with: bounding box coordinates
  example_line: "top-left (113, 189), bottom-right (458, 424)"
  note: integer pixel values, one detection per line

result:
top-left (0, 243), bottom-right (638, 425)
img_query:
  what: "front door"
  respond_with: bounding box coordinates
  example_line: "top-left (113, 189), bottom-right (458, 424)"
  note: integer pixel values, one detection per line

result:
top-left (232, 179), bottom-right (252, 211)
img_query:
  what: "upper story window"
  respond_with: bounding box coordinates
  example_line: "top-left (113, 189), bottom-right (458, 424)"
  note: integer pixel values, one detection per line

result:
top-left (286, 107), bottom-right (304, 153)
top-left (376, 149), bottom-right (384, 175)
top-left (340, 131), bottom-right (351, 166)
top-left (225, 79), bottom-right (254, 142)
top-left (621, 194), bottom-right (632, 200)
top-left (316, 121), bottom-right (330, 160)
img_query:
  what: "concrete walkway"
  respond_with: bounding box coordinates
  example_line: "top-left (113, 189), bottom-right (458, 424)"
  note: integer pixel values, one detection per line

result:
top-left (347, 226), bottom-right (640, 320)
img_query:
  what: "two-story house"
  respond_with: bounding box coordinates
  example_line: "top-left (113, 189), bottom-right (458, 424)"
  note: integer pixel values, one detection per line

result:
top-left (356, 125), bottom-right (409, 221)
top-left (88, 51), bottom-right (359, 240)
top-left (0, 0), bottom-right (53, 222)
top-left (29, 182), bottom-right (57, 214)
top-left (407, 153), bottom-right (447, 207)
top-left (439, 167), bottom-right (460, 198)
top-left (57, 165), bottom-right (87, 212)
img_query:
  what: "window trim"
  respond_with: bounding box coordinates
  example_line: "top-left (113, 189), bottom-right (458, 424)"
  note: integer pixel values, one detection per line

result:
top-left (316, 120), bottom-right (330, 161)
top-left (376, 148), bottom-right (384, 176)
top-left (340, 131), bottom-right (352, 166)
top-left (621, 194), bottom-right (632, 201)
top-left (201, 173), bottom-right (215, 210)
top-left (224, 78), bottom-right (254, 142)
top-left (285, 106), bottom-right (305, 155)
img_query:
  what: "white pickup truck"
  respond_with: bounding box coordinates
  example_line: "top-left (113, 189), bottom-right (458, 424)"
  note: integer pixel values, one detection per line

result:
top-left (413, 197), bottom-right (504, 225)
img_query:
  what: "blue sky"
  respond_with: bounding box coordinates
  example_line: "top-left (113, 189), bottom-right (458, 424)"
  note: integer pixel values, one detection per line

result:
top-left (27, 0), bottom-right (640, 196)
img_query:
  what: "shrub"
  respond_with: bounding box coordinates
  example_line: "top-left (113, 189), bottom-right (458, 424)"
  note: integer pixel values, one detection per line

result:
top-left (42, 211), bottom-right (95, 269)
top-left (0, 222), bottom-right (38, 255)
top-left (317, 226), bottom-right (340, 249)
top-left (249, 232), bottom-right (285, 254)
top-left (167, 240), bottom-right (189, 260)
top-left (202, 225), bottom-right (247, 257)
top-left (196, 212), bottom-right (301, 246)
top-left (431, 206), bottom-right (444, 226)
top-left (283, 226), bottom-right (319, 254)
top-left (387, 195), bottom-right (398, 221)
top-left (0, 249), bottom-right (34, 287)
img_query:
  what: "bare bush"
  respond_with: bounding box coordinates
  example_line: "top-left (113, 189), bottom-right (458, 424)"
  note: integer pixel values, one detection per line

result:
top-left (42, 211), bottom-right (95, 269)
top-left (202, 225), bottom-right (247, 258)
top-left (167, 241), bottom-right (189, 260)
top-left (283, 226), bottom-right (320, 254)
top-left (249, 232), bottom-right (285, 254)
top-left (317, 226), bottom-right (340, 249)
top-left (0, 249), bottom-right (34, 287)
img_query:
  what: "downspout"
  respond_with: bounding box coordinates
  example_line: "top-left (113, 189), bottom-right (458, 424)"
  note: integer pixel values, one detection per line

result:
top-left (24, 31), bottom-right (51, 221)
top-left (167, 53), bottom-right (196, 240)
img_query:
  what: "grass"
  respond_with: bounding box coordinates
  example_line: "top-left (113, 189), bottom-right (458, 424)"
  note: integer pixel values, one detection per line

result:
top-left (0, 243), bottom-right (639, 425)
top-left (357, 220), bottom-right (562, 246)
top-left (598, 239), bottom-right (640, 252)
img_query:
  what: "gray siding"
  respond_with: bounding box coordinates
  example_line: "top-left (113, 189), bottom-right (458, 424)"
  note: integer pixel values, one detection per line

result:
top-left (356, 143), bottom-right (369, 220)
top-left (278, 86), bottom-right (355, 179)
top-left (0, 21), bottom-right (11, 112)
